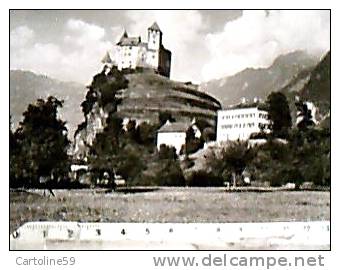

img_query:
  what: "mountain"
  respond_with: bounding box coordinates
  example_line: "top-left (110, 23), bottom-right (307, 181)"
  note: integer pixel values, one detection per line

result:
top-left (10, 70), bottom-right (86, 139)
top-left (280, 51), bottom-right (330, 126)
top-left (200, 51), bottom-right (319, 107)
top-left (300, 51), bottom-right (330, 103)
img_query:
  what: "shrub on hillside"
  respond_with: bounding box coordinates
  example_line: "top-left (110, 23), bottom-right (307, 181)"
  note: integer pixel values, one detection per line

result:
top-left (158, 144), bottom-right (177, 160)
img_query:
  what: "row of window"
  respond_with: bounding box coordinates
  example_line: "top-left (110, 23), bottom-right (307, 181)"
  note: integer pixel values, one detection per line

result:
top-left (220, 123), bottom-right (269, 129)
top-left (121, 60), bottom-right (132, 65)
top-left (221, 113), bottom-right (255, 120)
top-left (122, 53), bottom-right (155, 59)
top-left (221, 123), bottom-right (256, 129)
top-left (220, 112), bottom-right (268, 120)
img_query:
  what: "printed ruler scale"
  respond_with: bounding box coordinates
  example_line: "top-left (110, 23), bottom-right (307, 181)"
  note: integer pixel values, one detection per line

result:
top-left (10, 221), bottom-right (330, 250)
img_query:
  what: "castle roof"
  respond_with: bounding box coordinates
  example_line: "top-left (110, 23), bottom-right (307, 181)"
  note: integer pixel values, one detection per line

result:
top-left (117, 30), bottom-right (128, 45)
top-left (101, 51), bottom-right (112, 64)
top-left (118, 36), bottom-right (141, 46)
top-left (148, 22), bottom-right (162, 32)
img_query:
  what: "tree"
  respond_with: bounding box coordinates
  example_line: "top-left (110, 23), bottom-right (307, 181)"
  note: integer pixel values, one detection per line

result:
top-left (158, 144), bottom-right (177, 160)
top-left (77, 66), bottom-right (128, 136)
top-left (10, 96), bottom-right (70, 188)
top-left (81, 67), bottom-right (129, 180)
top-left (183, 126), bottom-right (204, 155)
top-left (295, 101), bottom-right (315, 130)
top-left (205, 141), bottom-right (251, 187)
top-left (136, 145), bottom-right (185, 186)
top-left (202, 127), bottom-right (216, 143)
top-left (212, 140), bottom-right (255, 187)
top-left (266, 92), bottom-right (292, 138)
top-left (248, 139), bottom-right (294, 187)
top-left (136, 122), bottom-right (157, 145)
top-left (125, 119), bottom-right (138, 141)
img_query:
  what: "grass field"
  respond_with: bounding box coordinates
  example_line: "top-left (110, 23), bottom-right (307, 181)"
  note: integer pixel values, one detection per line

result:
top-left (10, 188), bottom-right (330, 233)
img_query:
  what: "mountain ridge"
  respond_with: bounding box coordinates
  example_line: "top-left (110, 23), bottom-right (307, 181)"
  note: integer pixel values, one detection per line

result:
top-left (10, 69), bottom-right (86, 139)
top-left (200, 50), bottom-right (320, 107)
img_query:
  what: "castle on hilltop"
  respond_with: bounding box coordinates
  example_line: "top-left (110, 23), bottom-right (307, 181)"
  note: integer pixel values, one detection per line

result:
top-left (102, 22), bottom-right (172, 78)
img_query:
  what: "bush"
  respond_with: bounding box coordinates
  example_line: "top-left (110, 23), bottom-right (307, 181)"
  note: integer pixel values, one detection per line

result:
top-left (134, 159), bottom-right (185, 186)
top-left (187, 170), bottom-right (223, 187)
top-left (183, 127), bottom-right (204, 155)
top-left (136, 122), bottom-right (157, 145)
top-left (158, 144), bottom-right (177, 160)
top-left (248, 127), bottom-right (330, 187)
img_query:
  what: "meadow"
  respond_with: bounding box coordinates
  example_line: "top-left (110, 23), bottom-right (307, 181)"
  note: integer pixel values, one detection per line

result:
top-left (10, 187), bottom-right (330, 233)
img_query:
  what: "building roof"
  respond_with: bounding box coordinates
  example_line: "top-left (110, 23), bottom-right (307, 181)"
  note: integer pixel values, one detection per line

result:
top-left (148, 22), bottom-right (162, 32)
top-left (101, 51), bottom-right (112, 64)
top-left (219, 105), bottom-right (268, 113)
top-left (158, 121), bottom-right (190, 133)
top-left (117, 30), bottom-right (128, 45)
top-left (119, 36), bottom-right (141, 46)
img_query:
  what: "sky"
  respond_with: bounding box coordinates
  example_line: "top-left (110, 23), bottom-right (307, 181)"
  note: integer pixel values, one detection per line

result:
top-left (10, 10), bottom-right (330, 84)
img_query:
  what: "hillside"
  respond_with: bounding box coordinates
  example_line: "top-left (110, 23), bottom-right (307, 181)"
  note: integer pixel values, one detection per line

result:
top-left (200, 51), bottom-right (319, 107)
top-left (117, 72), bottom-right (221, 125)
top-left (73, 68), bottom-right (222, 159)
top-left (10, 70), bottom-right (86, 138)
top-left (300, 52), bottom-right (330, 103)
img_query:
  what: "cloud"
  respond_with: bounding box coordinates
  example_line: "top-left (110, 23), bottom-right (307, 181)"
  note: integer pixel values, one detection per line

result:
top-left (111, 26), bottom-right (125, 44)
top-left (10, 26), bottom-right (35, 48)
top-left (64, 19), bottom-right (106, 46)
top-left (202, 10), bottom-right (330, 81)
top-left (11, 19), bottom-right (112, 84)
top-left (10, 11), bottom-right (330, 84)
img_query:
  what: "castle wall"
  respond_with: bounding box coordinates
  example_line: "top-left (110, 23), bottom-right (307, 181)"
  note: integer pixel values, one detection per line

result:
top-left (116, 46), bottom-right (141, 70)
top-left (158, 48), bottom-right (171, 77)
top-left (146, 49), bottom-right (159, 69)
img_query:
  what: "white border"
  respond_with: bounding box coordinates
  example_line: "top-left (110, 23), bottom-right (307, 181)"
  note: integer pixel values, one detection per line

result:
top-left (2, 1), bottom-right (338, 269)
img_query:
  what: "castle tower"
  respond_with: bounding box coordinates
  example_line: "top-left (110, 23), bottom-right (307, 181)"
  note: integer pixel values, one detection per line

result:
top-left (101, 51), bottom-right (112, 64)
top-left (117, 30), bottom-right (128, 45)
top-left (110, 22), bottom-right (171, 77)
top-left (147, 22), bottom-right (162, 51)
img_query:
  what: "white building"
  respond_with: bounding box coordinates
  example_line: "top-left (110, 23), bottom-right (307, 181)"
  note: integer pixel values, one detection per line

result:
top-left (102, 22), bottom-right (172, 78)
top-left (216, 107), bottom-right (270, 142)
top-left (157, 121), bottom-right (191, 154)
